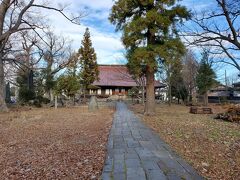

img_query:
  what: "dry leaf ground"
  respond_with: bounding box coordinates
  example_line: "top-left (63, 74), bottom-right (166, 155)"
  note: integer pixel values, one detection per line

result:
top-left (0, 106), bottom-right (114, 179)
top-left (130, 104), bottom-right (240, 180)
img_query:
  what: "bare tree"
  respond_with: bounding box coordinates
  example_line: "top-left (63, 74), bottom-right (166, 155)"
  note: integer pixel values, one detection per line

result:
top-left (183, 0), bottom-right (240, 71)
top-left (20, 31), bottom-right (41, 68)
top-left (0, 0), bottom-right (82, 112)
top-left (3, 30), bottom-right (44, 90)
top-left (182, 50), bottom-right (199, 104)
top-left (158, 62), bottom-right (173, 106)
top-left (158, 57), bottom-right (185, 106)
top-left (129, 74), bottom-right (146, 105)
top-left (40, 30), bottom-right (74, 101)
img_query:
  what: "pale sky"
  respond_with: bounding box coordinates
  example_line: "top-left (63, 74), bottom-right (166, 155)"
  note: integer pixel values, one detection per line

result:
top-left (42, 0), bottom-right (239, 82)
top-left (43, 0), bottom-right (123, 65)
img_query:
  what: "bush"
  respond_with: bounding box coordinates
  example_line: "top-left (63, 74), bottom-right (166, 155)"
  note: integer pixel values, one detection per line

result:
top-left (35, 95), bottom-right (50, 104)
top-left (18, 86), bottom-right (35, 103)
top-left (33, 99), bottom-right (42, 108)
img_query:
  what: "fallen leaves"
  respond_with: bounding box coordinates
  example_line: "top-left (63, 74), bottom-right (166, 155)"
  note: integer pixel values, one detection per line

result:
top-left (0, 106), bottom-right (114, 179)
top-left (130, 104), bottom-right (240, 180)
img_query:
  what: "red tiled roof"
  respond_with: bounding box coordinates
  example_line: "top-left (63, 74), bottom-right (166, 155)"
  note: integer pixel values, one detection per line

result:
top-left (92, 65), bottom-right (164, 87)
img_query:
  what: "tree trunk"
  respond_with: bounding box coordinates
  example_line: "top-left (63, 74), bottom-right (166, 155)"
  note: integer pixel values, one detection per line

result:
top-left (203, 92), bottom-right (208, 106)
top-left (168, 83), bottom-right (172, 106)
top-left (45, 88), bottom-right (54, 102)
top-left (54, 96), bottom-right (58, 109)
top-left (142, 85), bottom-right (145, 105)
top-left (144, 67), bottom-right (155, 115)
top-left (167, 69), bottom-right (172, 106)
top-left (50, 89), bottom-right (54, 102)
top-left (192, 88), bottom-right (197, 105)
top-left (0, 55), bottom-right (8, 112)
top-left (73, 95), bottom-right (75, 106)
top-left (83, 87), bottom-right (86, 103)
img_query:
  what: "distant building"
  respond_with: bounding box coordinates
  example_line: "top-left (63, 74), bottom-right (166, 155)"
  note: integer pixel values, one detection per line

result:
top-left (89, 65), bottom-right (165, 98)
top-left (208, 84), bottom-right (240, 103)
top-left (232, 82), bottom-right (240, 97)
top-left (208, 85), bottom-right (232, 97)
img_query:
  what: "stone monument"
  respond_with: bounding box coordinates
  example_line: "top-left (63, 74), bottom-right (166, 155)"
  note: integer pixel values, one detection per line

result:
top-left (88, 96), bottom-right (98, 112)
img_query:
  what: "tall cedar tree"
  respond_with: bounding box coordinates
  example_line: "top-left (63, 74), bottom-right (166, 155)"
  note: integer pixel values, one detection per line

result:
top-left (196, 51), bottom-right (216, 106)
top-left (79, 28), bottom-right (99, 98)
top-left (110, 0), bottom-right (190, 115)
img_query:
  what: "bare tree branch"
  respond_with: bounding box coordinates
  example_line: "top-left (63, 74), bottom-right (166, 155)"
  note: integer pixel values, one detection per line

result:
top-left (182, 0), bottom-right (240, 71)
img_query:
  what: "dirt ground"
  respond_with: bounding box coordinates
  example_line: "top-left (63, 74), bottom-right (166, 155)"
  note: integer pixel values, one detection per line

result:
top-left (0, 106), bottom-right (114, 179)
top-left (130, 104), bottom-right (240, 180)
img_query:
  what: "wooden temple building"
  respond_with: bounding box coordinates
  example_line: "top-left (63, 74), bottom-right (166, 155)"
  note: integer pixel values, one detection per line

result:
top-left (89, 65), bottom-right (164, 97)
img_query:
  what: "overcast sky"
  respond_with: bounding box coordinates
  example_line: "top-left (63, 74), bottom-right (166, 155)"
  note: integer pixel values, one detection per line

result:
top-left (44, 0), bottom-right (238, 82)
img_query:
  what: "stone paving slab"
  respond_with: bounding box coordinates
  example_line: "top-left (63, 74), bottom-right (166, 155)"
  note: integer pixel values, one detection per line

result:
top-left (101, 102), bottom-right (203, 180)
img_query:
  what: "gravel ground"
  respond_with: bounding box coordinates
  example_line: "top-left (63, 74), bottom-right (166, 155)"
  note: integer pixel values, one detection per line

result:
top-left (0, 106), bottom-right (114, 179)
top-left (130, 104), bottom-right (240, 180)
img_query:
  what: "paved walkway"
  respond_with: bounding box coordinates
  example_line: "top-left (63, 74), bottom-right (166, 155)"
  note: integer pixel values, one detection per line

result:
top-left (101, 102), bottom-right (203, 180)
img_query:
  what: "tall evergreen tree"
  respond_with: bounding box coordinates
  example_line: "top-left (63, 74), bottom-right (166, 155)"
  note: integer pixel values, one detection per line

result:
top-left (110, 0), bottom-right (190, 115)
top-left (78, 28), bottom-right (99, 99)
top-left (196, 50), bottom-right (216, 106)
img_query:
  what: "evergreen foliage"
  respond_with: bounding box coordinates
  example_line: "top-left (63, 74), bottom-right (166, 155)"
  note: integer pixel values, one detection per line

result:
top-left (42, 67), bottom-right (55, 96)
top-left (110, 0), bottom-right (190, 69)
top-left (16, 68), bottom-right (35, 103)
top-left (196, 51), bottom-right (216, 95)
top-left (54, 53), bottom-right (81, 98)
top-left (54, 74), bottom-right (80, 98)
top-left (78, 28), bottom-right (99, 93)
top-left (110, 0), bottom-right (190, 114)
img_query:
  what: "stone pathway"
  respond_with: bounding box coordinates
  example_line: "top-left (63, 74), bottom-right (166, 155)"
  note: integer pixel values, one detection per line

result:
top-left (101, 102), bottom-right (203, 180)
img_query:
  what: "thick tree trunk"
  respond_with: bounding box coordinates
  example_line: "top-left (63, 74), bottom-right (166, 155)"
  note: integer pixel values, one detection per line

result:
top-left (144, 67), bottom-right (155, 115)
top-left (83, 87), bottom-right (87, 103)
top-left (142, 85), bottom-right (145, 105)
top-left (0, 55), bottom-right (8, 112)
top-left (54, 96), bottom-right (58, 109)
top-left (192, 88), bottom-right (197, 105)
top-left (167, 69), bottom-right (172, 106)
top-left (203, 92), bottom-right (208, 106)
top-left (50, 89), bottom-right (54, 102)
top-left (168, 82), bottom-right (172, 106)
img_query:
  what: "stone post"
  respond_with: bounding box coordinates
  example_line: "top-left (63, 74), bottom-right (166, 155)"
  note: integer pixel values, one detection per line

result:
top-left (88, 95), bottom-right (98, 112)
